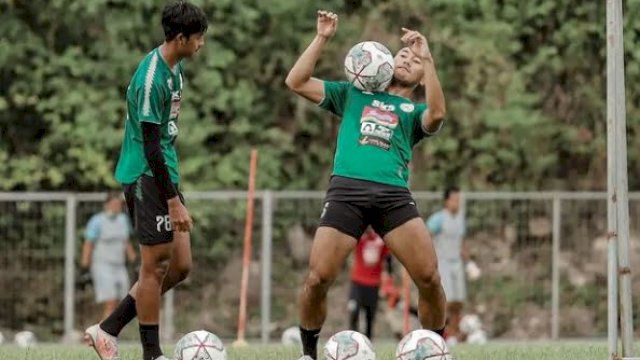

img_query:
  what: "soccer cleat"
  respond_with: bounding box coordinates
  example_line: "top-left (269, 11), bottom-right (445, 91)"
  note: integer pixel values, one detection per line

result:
top-left (153, 357), bottom-right (170, 360)
top-left (84, 324), bottom-right (120, 360)
top-left (297, 356), bottom-right (314, 360)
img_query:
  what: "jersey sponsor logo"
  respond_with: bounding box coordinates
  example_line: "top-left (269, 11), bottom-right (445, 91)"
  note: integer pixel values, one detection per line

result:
top-left (359, 106), bottom-right (398, 151)
top-left (371, 99), bottom-right (395, 112)
top-left (170, 91), bottom-right (181, 120)
top-left (168, 121), bottom-right (179, 136)
top-left (360, 106), bottom-right (398, 128)
top-left (400, 103), bottom-right (415, 113)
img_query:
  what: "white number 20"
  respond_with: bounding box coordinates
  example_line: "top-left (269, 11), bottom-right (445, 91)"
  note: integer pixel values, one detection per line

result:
top-left (156, 215), bottom-right (172, 232)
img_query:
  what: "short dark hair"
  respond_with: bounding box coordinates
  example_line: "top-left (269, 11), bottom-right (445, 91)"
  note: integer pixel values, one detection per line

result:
top-left (162, 1), bottom-right (208, 41)
top-left (105, 191), bottom-right (122, 204)
top-left (444, 186), bottom-right (460, 201)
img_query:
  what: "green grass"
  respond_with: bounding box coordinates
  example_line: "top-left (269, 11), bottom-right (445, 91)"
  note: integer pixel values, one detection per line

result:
top-left (0, 342), bottom-right (613, 360)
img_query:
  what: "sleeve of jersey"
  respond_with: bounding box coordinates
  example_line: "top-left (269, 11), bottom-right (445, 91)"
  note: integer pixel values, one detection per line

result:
top-left (84, 215), bottom-right (101, 242)
top-left (142, 122), bottom-right (178, 201)
top-left (137, 71), bottom-right (167, 125)
top-left (318, 81), bottom-right (350, 116)
top-left (412, 103), bottom-right (443, 143)
top-left (426, 211), bottom-right (444, 235)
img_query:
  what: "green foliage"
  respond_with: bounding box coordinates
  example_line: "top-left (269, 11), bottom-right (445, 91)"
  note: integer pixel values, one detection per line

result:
top-left (1, 0), bottom-right (639, 191)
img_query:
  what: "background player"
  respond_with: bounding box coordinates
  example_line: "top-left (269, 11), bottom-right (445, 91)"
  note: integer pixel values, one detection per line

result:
top-left (348, 226), bottom-right (393, 340)
top-left (426, 186), bottom-right (469, 342)
top-left (80, 192), bottom-right (137, 322)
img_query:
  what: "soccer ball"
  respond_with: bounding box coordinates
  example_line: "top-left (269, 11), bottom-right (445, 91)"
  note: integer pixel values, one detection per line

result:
top-left (396, 330), bottom-right (452, 360)
top-left (459, 314), bottom-right (482, 335)
top-left (173, 330), bottom-right (227, 360)
top-left (14, 331), bottom-right (37, 348)
top-left (344, 41), bottom-right (395, 92)
top-left (323, 330), bottom-right (375, 360)
top-left (281, 326), bottom-right (302, 346)
top-left (466, 329), bottom-right (488, 345)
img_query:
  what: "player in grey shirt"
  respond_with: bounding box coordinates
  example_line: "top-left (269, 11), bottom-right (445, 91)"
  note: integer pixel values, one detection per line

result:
top-left (426, 186), bottom-right (469, 341)
top-left (80, 192), bottom-right (137, 321)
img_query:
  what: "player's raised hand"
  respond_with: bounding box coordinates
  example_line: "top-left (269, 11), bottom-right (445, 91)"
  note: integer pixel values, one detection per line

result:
top-left (317, 10), bottom-right (338, 39)
top-left (401, 27), bottom-right (431, 60)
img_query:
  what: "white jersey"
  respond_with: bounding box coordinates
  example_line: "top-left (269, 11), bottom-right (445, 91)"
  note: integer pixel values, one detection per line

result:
top-left (426, 209), bottom-right (465, 261)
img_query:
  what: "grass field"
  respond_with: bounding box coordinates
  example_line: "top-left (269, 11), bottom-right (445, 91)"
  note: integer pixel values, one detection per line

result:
top-left (0, 342), bottom-right (614, 360)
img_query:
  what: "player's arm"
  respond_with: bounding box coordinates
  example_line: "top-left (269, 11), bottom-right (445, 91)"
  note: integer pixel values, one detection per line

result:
top-left (126, 241), bottom-right (137, 263)
top-left (285, 10), bottom-right (338, 103)
top-left (461, 240), bottom-right (470, 262)
top-left (141, 123), bottom-right (192, 232)
top-left (80, 216), bottom-right (99, 269)
top-left (426, 212), bottom-right (443, 236)
top-left (80, 241), bottom-right (94, 269)
top-left (138, 81), bottom-right (192, 232)
top-left (402, 28), bottom-right (446, 133)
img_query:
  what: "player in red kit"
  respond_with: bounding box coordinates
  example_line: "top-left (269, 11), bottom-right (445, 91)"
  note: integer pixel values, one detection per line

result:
top-left (348, 227), bottom-right (393, 340)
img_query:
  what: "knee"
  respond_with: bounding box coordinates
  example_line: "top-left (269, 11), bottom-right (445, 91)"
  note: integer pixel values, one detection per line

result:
top-left (141, 257), bottom-right (171, 281)
top-left (304, 269), bottom-right (334, 293)
top-left (413, 265), bottom-right (441, 291)
top-left (174, 258), bottom-right (192, 282)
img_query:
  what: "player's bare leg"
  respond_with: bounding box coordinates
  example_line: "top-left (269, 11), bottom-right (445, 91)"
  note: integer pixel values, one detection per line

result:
top-left (86, 233), bottom-right (191, 360)
top-left (125, 231), bottom-right (192, 297)
top-left (384, 218), bottom-right (447, 333)
top-left (136, 241), bottom-right (173, 360)
top-left (299, 227), bottom-right (356, 360)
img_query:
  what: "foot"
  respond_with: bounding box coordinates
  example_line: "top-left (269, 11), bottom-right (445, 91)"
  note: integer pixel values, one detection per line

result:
top-left (297, 356), bottom-right (314, 360)
top-left (84, 324), bottom-right (120, 360)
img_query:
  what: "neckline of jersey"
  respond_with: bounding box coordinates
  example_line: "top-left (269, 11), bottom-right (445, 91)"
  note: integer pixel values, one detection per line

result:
top-left (155, 47), bottom-right (179, 75)
top-left (361, 87), bottom-right (414, 103)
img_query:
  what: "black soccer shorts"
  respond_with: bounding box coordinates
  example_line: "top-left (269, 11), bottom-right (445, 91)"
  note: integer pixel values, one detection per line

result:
top-left (318, 175), bottom-right (421, 239)
top-left (123, 175), bottom-right (185, 246)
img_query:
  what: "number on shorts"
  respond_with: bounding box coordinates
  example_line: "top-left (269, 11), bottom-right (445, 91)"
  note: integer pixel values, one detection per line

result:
top-left (156, 215), bottom-right (172, 232)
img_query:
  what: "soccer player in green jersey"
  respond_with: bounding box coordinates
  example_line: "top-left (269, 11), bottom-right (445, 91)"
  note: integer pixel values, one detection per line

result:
top-left (286, 10), bottom-right (447, 360)
top-left (84, 2), bottom-right (207, 360)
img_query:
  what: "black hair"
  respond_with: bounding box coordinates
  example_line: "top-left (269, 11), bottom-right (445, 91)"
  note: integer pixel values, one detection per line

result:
top-left (443, 186), bottom-right (460, 201)
top-left (162, 1), bottom-right (208, 41)
top-left (105, 191), bottom-right (122, 204)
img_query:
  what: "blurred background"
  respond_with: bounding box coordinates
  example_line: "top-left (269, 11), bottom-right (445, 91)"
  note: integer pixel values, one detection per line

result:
top-left (1, 0), bottom-right (640, 346)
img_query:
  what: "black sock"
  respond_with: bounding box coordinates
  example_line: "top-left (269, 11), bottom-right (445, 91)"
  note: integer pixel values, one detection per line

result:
top-left (100, 294), bottom-right (137, 337)
top-left (300, 326), bottom-right (321, 360)
top-left (434, 327), bottom-right (445, 337)
top-left (140, 324), bottom-right (163, 360)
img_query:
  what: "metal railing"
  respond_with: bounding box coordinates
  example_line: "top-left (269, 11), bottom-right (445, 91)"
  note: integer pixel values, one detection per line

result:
top-left (0, 191), bottom-right (638, 342)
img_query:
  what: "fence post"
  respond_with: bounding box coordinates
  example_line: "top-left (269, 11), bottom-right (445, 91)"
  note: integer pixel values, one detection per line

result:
top-left (551, 196), bottom-right (561, 340)
top-left (261, 191), bottom-right (274, 344)
top-left (64, 193), bottom-right (77, 340)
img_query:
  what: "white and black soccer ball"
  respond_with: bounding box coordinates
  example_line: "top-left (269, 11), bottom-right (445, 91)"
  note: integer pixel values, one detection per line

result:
top-left (281, 326), bottom-right (302, 347)
top-left (14, 331), bottom-right (37, 348)
top-left (173, 330), bottom-right (227, 360)
top-left (344, 41), bottom-right (395, 92)
top-left (396, 330), bottom-right (452, 360)
top-left (459, 314), bottom-right (482, 335)
top-left (323, 330), bottom-right (375, 360)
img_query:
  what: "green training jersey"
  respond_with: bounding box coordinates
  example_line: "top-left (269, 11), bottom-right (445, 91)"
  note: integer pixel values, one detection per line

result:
top-left (319, 81), bottom-right (432, 188)
top-left (115, 47), bottom-right (184, 185)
